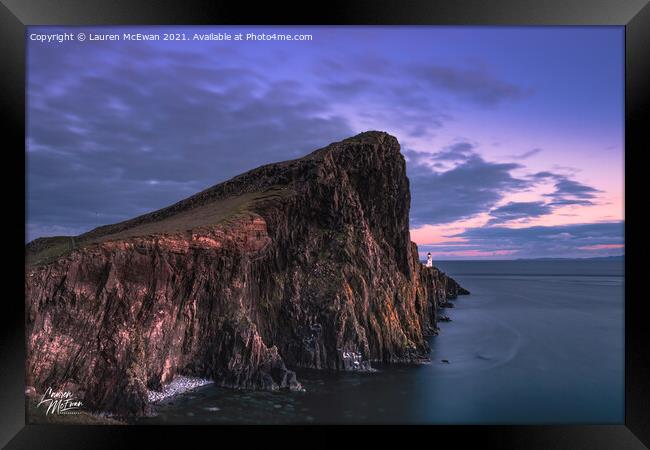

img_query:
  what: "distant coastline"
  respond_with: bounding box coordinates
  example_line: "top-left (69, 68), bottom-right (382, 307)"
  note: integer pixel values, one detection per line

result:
top-left (513, 255), bottom-right (624, 261)
top-left (427, 255), bottom-right (624, 262)
top-left (431, 258), bottom-right (624, 278)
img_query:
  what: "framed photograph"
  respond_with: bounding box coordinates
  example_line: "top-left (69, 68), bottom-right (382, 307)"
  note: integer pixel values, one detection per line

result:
top-left (1, 0), bottom-right (647, 448)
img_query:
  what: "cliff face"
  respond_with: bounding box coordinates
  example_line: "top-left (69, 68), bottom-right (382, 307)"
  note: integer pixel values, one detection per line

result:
top-left (26, 131), bottom-right (468, 415)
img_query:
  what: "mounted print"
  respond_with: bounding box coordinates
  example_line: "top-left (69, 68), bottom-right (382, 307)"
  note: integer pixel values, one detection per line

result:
top-left (25, 25), bottom-right (624, 425)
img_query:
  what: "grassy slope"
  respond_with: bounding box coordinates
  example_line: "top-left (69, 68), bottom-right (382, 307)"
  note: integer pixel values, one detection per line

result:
top-left (26, 187), bottom-right (292, 267)
top-left (24, 132), bottom-right (381, 267)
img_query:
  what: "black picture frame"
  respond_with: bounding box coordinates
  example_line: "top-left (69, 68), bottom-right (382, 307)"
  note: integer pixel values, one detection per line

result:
top-left (1, 1), bottom-right (647, 448)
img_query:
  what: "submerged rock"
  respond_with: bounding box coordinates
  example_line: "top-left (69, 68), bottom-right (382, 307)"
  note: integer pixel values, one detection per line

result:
top-left (25, 131), bottom-right (468, 415)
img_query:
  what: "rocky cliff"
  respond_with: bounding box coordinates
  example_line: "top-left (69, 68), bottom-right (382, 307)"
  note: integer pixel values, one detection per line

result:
top-left (26, 131), bottom-right (468, 416)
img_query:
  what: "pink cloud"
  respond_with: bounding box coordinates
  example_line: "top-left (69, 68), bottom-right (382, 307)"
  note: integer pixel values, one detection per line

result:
top-left (421, 249), bottom-right (517, 258)
top-left (577, 244), bottom-right (625, 251)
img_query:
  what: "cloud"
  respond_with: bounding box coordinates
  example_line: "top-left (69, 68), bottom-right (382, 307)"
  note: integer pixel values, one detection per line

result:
top-left (25, 33), bottom-right (609, 258)
top-left (27, 43), bottom-right (354, 241)
top-left (404, 142), bottom-right (475, 167)
top-left (407, 142), bottom-right (604, 228)
top-left (431, 142), bottom-right (475, 161)
top-left (419, 248), bottom-right (517, 259)
top-left (29, 40), bottom-right (530, 242)
top-left (511, 148), bottom-right (542, 159)
top-left (407, 150), bottom-right (530, 227)
top-left (486, 201), bottom-right (552, 225)
top-left (479, 171), bottom-right (602, 224)
top-left (320, 79), bottom-right (374, 98)
top-left (547, 178), bottom-right (601, 202)
top-left (320, 76), bottom-right (450, 140)
top-left (413, 65), bottom-right (529, 106)
top-left (577, 244), bottom-right (624, 251)
top-left (531, 171), bottom-right (556, 179)
top-left (445, 221), bottom-right (624, 258)
top-left (532, 171), bottom-right (602, 207)
top-left (315, 58), bottom-right (527, 138)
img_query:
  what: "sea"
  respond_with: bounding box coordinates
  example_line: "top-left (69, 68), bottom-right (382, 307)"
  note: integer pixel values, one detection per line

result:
top-left (134, 259), bottom-right (624, 425)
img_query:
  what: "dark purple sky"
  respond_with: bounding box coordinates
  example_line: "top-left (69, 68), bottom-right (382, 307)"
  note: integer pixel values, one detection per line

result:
top-left (27, 26), bottom-right (624, 259)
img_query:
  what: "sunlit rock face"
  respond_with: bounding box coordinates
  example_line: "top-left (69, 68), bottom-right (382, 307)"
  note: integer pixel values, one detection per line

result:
top-left (25, 131), bottom-right (468, 415)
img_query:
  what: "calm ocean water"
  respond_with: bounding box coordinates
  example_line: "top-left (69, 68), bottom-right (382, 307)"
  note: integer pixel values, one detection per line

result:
top-left (135, 259), bottom-right (624, 425)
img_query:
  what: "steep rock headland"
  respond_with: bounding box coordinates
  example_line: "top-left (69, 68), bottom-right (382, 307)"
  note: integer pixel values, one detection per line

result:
top-left (26, 131), bottom-right (468, 415)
